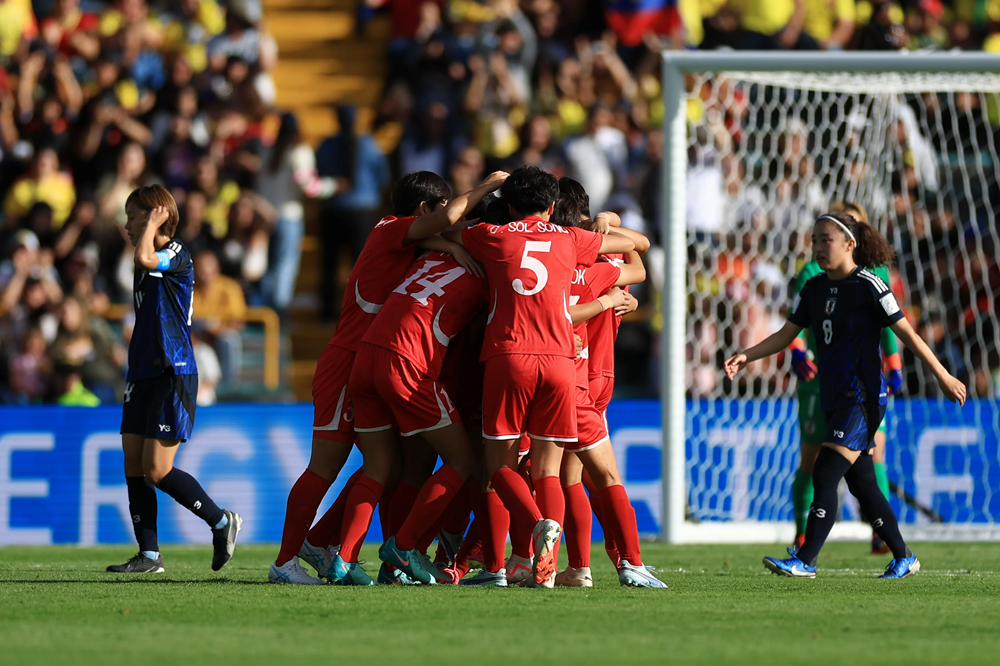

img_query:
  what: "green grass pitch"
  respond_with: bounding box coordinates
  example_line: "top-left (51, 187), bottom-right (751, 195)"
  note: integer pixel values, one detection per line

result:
top-left (2, 542), bottom-right (999, 665)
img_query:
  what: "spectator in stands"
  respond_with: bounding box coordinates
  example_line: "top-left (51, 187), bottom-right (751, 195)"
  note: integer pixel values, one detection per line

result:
top-left (219, 192), bottom-right (276, 298)
top-left (190, 322), bottom-right (222, 405)
top-left (804, 0), bottom-right (857, 49)
top-left (315, 104), bottom-right (389, 320)
top-left (49, 294), bottom-right (123, 402)
top-left (565, 104), bottom-right (627, 214)
top-left (192, 248), bottom-right (246, 386)
top-left (739, 0), bottom-right (820, 50)
top-left (53, 356), bottom-right (100, 406)
top-left (4, 147), bottom-right (76, 228)
top-left (505, 114), bottom-right (566, 176)
top-left (97, 141), bottom-right (154, 228)
top-left (258, 111), bottom-right (345, 316)
top-left (8, 326), bottom-right (51, 403)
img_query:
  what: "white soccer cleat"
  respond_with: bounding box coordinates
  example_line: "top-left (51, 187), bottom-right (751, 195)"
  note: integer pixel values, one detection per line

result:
top-left (299, 539), bottom-right (339, 578)
top-left (554, 566), bottom-right (593, 588)
top-left (531, 519), bottom-right (562, 588)
top-left (618, 560), bottom-right (668, 588)
top-left (269, 557), bottom-right (324, 585)
top-left (504, 554), bottom-right (533, 585)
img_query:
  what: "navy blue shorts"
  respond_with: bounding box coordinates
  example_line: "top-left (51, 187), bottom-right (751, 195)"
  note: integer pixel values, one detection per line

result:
top-left (121, 374), bottom-right (198, 441)
top-left (824, 402), bottom-right (886, 451)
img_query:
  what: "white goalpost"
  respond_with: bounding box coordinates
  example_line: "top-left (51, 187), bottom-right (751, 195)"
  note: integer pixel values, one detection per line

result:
top-left (659, 51), bottom-right (1000, 544)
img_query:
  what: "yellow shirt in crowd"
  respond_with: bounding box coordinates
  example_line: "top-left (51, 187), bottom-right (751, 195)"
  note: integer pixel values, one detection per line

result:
top-left (3, 173), bottom-right (77, 228)
top-left (193, 275), bottom-right (247, 323)
top-left (735, 0), bottom-right (795, 36)
top-left (0, 0), bottom-right (38, 57)
top-left (804, 0), bottom-right (855, 43)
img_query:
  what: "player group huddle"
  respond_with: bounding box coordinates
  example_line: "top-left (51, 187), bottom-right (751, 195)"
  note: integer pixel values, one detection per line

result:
top-left (109, 167), bottom-right (966, 586)
top-left (269, 166), bottom-right (664, 588)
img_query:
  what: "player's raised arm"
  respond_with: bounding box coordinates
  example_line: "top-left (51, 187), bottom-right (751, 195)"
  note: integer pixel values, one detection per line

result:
top-left (615, 250), bottom-right (645, 286)
top-left (403, 171), bottom-right (509, 245)
top-left (418, 234), bottom-right (485, 278)
top-left (725, 321), bottom-right (803, 380)
top-left (606, 226), bottom-right (650, 255)
top-left (597, 233), bottom-right (634, 255)
top-left (132, 205), bottom-right (172, 270)
top-left (890, 317), bottom-right (966, 405)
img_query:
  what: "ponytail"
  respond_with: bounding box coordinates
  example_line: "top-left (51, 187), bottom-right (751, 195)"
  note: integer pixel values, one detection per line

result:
top-left (829, 200), bottom-right (869, 224)
top-left (852, 220), bottom-right (896, 269)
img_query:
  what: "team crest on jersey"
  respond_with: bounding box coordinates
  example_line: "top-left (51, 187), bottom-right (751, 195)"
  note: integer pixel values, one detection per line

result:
top-left (825, 298), bottom-right (837, 315)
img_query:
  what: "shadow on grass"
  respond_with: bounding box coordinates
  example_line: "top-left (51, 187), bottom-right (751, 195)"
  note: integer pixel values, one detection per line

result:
top-left (0, 578), bottom-right (274, 585)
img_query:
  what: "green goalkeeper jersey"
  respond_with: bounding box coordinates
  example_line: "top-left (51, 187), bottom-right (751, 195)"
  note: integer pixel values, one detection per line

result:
top-left (790, 262), bottom-right (899, 397)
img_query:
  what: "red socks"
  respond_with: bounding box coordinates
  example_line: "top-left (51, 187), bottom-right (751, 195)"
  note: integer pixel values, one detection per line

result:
top-left (533, 476), bottom-right (565, 526)
top-left (305, 469), bottom-right (361, 547)
top-left (387, 482), bottom-right (420, 538)
top-left (276, 469), bottom-right (331, 566)
top-left (491, 467), bottom-right (541, 529)
top-left (563, 483), bottom-right (592, 569)
top-left (599, 484), bottom-right (642, 566)
top-left (339, 476), bottom-right (384, 562)
top-left (482, 491), bottom-right (509, 573)
top-left (395, 465), bottom-right (465, 551)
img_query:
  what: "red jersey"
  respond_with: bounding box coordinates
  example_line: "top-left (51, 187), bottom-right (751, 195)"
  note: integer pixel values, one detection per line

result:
top-left (462, 218), bottom-right (603, 360)
top-left (570, 260), bottom-right (621, 387)
top-left (330, 216), bottom-right (419, 352)
top-left (586, 256), bottom-right (628, 379)
top-left (362, 251), bottom-right (489, 378)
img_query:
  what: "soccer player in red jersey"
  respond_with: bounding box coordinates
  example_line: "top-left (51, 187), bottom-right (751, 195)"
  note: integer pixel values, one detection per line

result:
top-left (325, 173), bottom-right (507, 586)
top-left (269, 171), bottom-right (501, 585)
top-left (332, 246), bottom-right (491, 585)
top-left (449, 166), bottom-right (635, 587)
top-left (549, 179), bottom-right (667, 588)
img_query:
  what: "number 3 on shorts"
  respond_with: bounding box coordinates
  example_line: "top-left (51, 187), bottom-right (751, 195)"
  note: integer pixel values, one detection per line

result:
top-left (512, 241), bottom-right (551, 296)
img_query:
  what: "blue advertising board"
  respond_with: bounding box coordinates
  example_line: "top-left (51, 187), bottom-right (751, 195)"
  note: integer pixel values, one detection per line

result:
top-left (0, 399), bottom-right (996, 544)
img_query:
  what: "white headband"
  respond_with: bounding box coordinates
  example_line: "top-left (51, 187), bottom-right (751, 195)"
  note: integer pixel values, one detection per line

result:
top-left (817, 214), bottom-right (855, 242)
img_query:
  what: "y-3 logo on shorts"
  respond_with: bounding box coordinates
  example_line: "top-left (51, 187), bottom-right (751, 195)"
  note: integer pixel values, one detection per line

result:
top-left (833, 430), bottom-right (844, 439)
top-left (124, 383), bottom-right (134, 403)
top-left (159, 424), bottom-right (171, 433)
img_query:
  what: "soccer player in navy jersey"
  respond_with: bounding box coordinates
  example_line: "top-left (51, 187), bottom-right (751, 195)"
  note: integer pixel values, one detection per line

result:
top-left (107, 185), bottom-right (242, 574)
top-left (725, 212), bottom-right (966, 579)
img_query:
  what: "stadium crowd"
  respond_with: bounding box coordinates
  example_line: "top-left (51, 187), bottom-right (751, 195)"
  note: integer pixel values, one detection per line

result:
top-left (3, 0), bottom-right (1000, 405)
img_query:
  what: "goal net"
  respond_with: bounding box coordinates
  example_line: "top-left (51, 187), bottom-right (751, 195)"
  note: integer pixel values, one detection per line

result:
top-left (660, 53), bottom-right (1000, 543)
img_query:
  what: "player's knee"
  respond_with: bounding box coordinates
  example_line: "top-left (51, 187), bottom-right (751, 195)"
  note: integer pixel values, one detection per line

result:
top-left (590, 470), bottom-right (621, 490)
top-left (144, 463), bottom-right (173, 486)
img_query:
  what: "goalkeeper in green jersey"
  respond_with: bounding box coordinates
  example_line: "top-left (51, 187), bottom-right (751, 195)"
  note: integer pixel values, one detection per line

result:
top-left (787, 202), bottom-right (904, 555)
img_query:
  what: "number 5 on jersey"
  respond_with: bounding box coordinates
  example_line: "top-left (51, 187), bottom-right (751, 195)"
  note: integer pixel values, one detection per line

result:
top-left (513, 241), bottom-right (551, 296)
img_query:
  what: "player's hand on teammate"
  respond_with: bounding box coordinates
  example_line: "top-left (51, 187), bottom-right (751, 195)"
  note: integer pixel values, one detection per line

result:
top-left (592, 213), bottom-right (612, 235)
top-left (724, 353), bottom-right (748, 380)
top-left (481, 171), bottom-right (509, 190)
top-left (574, 334), bottom-right (583, 358)
top-left (937, 372), bottom-right (967, 406)
top-left (450, 243), bottom-right (485, 278)
top-left (604, 286), bottom-right (627, 312)
top-left (617, 291), bottom-right (638, 316)
top-left (146, 206), bottom-right (171, 231)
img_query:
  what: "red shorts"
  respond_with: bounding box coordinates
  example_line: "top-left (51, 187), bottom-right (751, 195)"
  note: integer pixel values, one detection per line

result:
top-left (481, 354), bottom-right (576, 443)
top-left (349, 343), bottom-right (457, 436)
top-left (589, 375), bottom-right (614, 413)
top-left (517, 433), bottom-right (531, 456)
top-left (566, 386), bottom-right (610, 452)
top-left (312, 344), bottom-right (356, 443)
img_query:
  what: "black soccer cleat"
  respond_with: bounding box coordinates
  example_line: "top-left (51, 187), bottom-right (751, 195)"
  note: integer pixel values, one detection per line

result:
top-left (211, 510), bottom-right (243, 571)
top-left (106, 552), bottom-right (165, 573)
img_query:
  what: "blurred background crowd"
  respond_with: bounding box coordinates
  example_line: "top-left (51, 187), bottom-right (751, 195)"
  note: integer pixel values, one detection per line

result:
top-left (2, 0), bottom-right (1000, 405)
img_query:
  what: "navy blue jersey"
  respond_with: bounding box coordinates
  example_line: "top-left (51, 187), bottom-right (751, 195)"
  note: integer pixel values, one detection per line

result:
top-left (787, 267), bottom-right (904, 412)
top-left (127, 238), bottom-right (198, 381)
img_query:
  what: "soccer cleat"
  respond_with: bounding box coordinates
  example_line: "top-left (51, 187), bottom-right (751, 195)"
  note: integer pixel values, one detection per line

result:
top-left (327, 553), bottom-right (351, 583)
top-left (531, 519), bottom-right (562, 588)
top-left (459, 568), bottom-right (508, 587)
top-left (618, 561), bottom-right (667, 588)
top-left (439, 565), bottom-right (464, 585)
top-left (106, 552), bottom-right (164, 573)
top-left (555, 566), bottom-right (593, 588)
top-left (763, 555), bottom-right (817, 578)
top-left (338, 561), bottom-right (376, 586)
top-left (299, 540), bottom-right (339, 578)
top-left (377, 562), bottom-right (420, 585)
top-left (504, 554), bottom-right (533, 585)
top-left (378, 536), bottom-right (448, 585)
top-left (879, 553), bottom-right (920, 579)
top-left (211, 510), bottom-right (243, 571)
top-left (871, 535), bottom-right (891, 555)
top-left (269, 557), bottom-right (323, 585)
top-left (438, 530), bottom-right (463, 565)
